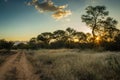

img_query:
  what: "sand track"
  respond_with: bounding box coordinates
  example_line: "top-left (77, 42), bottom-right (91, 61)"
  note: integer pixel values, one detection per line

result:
top-left (0, 51), bottom-right (40, 80)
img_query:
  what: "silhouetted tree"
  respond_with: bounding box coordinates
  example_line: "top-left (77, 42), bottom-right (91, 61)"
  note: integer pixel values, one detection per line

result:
top-left (37, 32), bottom-right (53, 43)
top-left (113, 32), bottom-right (120, 50)
top-left (73, 32), bottom-right (87, 43)
top-left (100, 17), bottom-right (118, 41)
top-left (66, 27), bottom-right (76, 41)
top-left (0, 39), bottom-right (14, 51)
top-left (28, 37), bottom-right (38, 49)
top-left (81, 6), bottom-right (109, 38)
top-left (15, 43), bottom-right (28, 49)
top-left (53, 30), bottom-right (66, 40)
top-left (66, 27), bottom-right (76, 36)
top-left (37, 32), bottom-right (53, 48)
top-left (29, 37), bottom-right (37, 43)
top-left (86, 33), bottom-right (93, 42)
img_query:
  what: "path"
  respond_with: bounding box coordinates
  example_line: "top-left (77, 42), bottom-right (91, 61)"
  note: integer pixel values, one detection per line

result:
top-left (0, 51), bottom-right (40, 80)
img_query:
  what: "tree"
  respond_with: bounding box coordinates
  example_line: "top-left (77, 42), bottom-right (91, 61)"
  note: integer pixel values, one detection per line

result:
top-left (53, 30), bottom-right (66, 40)
top-left (15, 43), bottom-right (28, 49)
top-left (0, 39), bottom-right (14, 51)
top-left (66, 27), bottom-right (76, 41)
top-left (37, 32), bottom-right (53, 48)
top-left (29, 37), bottom-right (37, 43)
top-left (28, 37), bottom-right (38, 49)
top-left (81, 6), bottom-right (109, 38)
top-left (86, 33), bottom-right (93, 42)
top-left (37, 32), bottom-right (53, 44)
top-left (100, 17), bottom-right (118, 41)
top-left (73, 32), bottom-right (87, 43)
top-left (66, 27), bottom-right (76, 36)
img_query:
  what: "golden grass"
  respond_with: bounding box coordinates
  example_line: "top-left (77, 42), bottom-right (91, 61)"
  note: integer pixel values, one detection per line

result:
top-left (26, 49), bottom-right (120, 80)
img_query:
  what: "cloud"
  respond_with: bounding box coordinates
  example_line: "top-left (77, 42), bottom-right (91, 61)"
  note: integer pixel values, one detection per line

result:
top-left (27, 0), bottom-right (72, 19)
top-left (65, 18), bottom-right (71, 22)
top-left (52, 10), bottom-right (72, 19)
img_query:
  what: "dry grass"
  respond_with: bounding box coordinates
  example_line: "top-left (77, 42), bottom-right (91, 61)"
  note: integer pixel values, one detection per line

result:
top-left (26, 49), bottom-right (120, 80)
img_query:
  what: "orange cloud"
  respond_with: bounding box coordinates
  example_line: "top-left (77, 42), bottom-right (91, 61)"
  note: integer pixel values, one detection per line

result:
top-left (27, 0), bottom-right (72, 19)
top-left (52, 10), bottom-right (72, 19)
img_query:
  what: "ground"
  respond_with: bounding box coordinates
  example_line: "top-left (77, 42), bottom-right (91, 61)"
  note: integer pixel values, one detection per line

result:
top-left (0, 49), bottom-right (120, 80)
top-left (0, 50), bottom-right (39, 80)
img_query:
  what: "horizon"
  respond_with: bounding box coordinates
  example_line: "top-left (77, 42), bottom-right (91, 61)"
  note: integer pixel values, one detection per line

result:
top-left (0, 0), bottom-right (120, 41)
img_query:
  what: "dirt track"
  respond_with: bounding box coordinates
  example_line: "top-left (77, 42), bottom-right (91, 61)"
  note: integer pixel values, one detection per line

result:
top-left (0, 51), bottom-right (40, 80)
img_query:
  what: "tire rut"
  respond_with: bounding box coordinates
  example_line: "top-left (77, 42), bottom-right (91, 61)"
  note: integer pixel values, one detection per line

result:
top-left (0, 51), bottom-right (40, 80)
top-left (0, 52), bottom-right (20, 80)
top-left (17, 52), bottom-right (40, 80)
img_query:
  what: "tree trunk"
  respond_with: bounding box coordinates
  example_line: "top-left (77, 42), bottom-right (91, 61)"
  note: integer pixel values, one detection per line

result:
top-left (92, 17), bottom-right (97, 38)
top-left (92, 26), bottom-right (96, 38)
top-left (92, 22), bottom-right (97, 44)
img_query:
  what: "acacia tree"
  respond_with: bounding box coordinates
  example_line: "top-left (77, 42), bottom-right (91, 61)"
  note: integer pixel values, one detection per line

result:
top-left (66, 27), bottom-right (76, 36)
top-left (100, 17), bottom-right (118, 41)
top-left (73, 32), bottom-right (87, 42)
top-left (81, 6), bottom-right (109, 38)
top-left (37, 32), bottom-right (53, 44)
top-left (66, 27), bottom-right (76, 41)
top-left (53, 30), bottom-right (66, 40)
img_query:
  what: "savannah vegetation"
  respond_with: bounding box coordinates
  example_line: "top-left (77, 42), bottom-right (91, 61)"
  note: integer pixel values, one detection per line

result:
top-left (6, 6), bottom-right (120, 51)
top-left (0, 5), bottom-right (120, 80)
top-left (26, 49), bottom-right (120, 80)
top-left (0, 6), bottom-right (120, 51)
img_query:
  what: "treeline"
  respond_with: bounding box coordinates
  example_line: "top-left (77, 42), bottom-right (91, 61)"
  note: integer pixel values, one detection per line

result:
top-left (0, 26), bottom-right (120, 51)
top-left (0, 39), bottom-right (14, 51)
top-left (13, 27), bottom-right (120, 51)
top-left (0, 5), bottom-right (120, 51)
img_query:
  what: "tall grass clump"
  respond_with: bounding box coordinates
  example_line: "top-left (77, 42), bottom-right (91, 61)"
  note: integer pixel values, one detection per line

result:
top-left (26, 49), bottom-right (120, 80)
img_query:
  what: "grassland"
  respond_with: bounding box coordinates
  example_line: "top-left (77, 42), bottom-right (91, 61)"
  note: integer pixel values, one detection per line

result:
top-left (0, 49), bottom-right (120, 80)
top-left (26, 49), bottom-right (120, 80)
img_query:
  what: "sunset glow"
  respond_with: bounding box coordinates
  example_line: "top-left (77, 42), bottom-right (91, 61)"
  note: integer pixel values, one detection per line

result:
top-left (95, 36), bottom-right (101, 44)
top-left (73, 38), bottom-right (79, 42)
top-left (0, 0), bottom-right (120, 41)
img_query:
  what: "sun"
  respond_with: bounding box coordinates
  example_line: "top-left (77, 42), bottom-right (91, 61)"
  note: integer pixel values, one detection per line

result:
top-left (95, 36), bottom-right (101, 44)
top-left (73, 38), bottom-right (79, 42)
top-left (96, 36), bottom-right (100, 41)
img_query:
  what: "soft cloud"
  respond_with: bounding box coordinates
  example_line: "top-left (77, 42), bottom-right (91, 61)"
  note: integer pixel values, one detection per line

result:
top-left (65, 18), bottom-right (71, 22)
top-left (27, 0), bottom-right (72, 19)
top-left (52, 10), bottom-right (72, 19)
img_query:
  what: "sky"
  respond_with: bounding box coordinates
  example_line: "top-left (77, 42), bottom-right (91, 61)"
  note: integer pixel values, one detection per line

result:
top-left (0, 0), bottom-right (120, 41)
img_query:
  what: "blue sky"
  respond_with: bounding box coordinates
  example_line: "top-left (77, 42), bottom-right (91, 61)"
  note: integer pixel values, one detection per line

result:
top-left (0, 0), bottom-right (120, 41)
